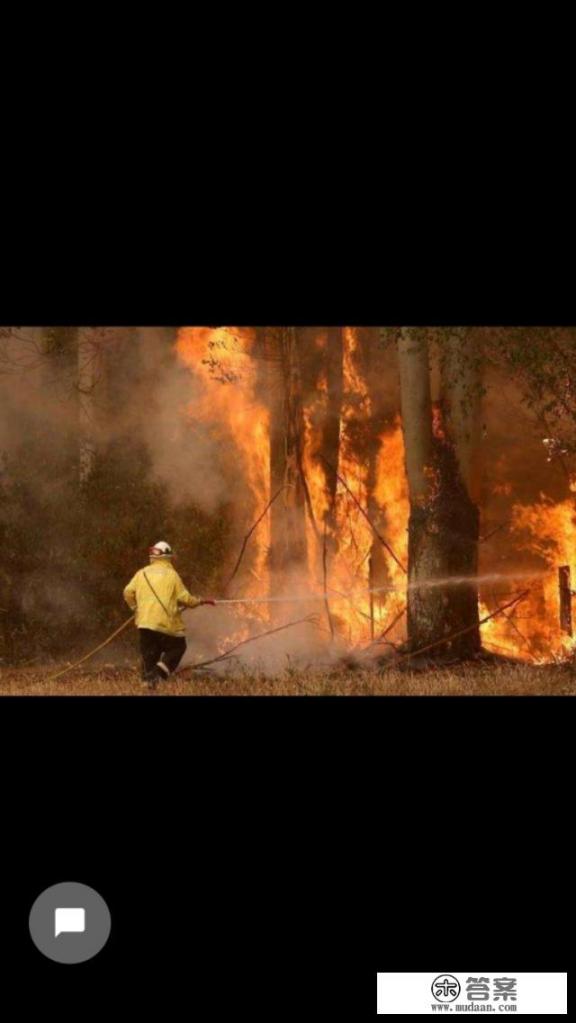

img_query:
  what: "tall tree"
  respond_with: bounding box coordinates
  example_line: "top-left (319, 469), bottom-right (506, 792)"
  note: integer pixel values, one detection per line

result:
top-left (77, 327), bottom-right (105, 482)
top-left (43, 325), bottom-right (101, 483)
top-left (320, 327), bottom-right (344, 534)
top-left (262, 327), bottom-right (308, 595)
top-left (357, 327), bottom-right (395, 597)
top-left (486, 326), bottom-right (576, 478)
top-left (398, 327), bottom-right (482, 657)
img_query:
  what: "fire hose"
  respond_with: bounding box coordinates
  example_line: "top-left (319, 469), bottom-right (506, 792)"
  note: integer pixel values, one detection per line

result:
top-left (46, 615), bottom-right (135, 682)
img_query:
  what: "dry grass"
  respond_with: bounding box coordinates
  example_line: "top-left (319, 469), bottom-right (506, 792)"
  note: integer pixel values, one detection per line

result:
top-left (1, 659), bottom-right (575, 696)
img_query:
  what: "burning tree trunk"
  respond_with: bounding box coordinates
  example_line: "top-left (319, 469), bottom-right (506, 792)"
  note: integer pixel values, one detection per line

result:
top-left (559, 565), bottom-right (573, 636)
top-left (321, 327), bottom-right (344, 533)
top-left (267, 327), bottom-right (308, 595)
top-left (358, 327), bottom-right (393, 595)
top-left (398, 327), bottom-right (481, 658)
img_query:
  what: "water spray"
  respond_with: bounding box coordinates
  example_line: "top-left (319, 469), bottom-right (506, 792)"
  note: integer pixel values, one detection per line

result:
top-left (214, 571), bottom-right (550, 605)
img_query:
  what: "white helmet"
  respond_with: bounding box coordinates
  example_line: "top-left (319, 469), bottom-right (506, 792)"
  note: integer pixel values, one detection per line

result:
top-left (148, 540), bottom-right (173, 559)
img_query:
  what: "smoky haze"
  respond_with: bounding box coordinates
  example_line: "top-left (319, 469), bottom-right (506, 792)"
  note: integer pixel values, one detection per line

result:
top-left (0, 327), bottom-right (573, 674)
top-left (0, 327), bottom-right (234, 511)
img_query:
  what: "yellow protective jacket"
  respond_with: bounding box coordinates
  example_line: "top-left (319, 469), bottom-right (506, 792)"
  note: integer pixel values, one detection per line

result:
top-left (123, 560), bottom-right (202, 636)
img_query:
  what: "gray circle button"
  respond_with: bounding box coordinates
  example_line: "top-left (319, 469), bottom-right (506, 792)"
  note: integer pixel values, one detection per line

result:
top-left (29, 882), bottom-right (111, 964)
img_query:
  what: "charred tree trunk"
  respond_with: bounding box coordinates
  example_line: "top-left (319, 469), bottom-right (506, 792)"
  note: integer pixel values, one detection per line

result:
top-left (398, 328), bottom-right (441, 652)
top-left (267, 327), bottom-right (308, 595)
top-left (398, 327), bottom-right (482, 659)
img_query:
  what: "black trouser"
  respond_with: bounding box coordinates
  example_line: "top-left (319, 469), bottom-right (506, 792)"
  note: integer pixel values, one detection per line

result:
top-left (138, 628), bottom-right (187, 682)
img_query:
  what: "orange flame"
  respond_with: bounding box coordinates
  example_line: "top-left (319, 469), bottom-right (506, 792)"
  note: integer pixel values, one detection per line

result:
top-left (481, 494), bottom-right (576, 662)
top-left (175, 327), bottom-right (575, 666)
top-left (175, 327), bottom-right (269, 624)
top-left (176, 326), bottom-right (411, 653)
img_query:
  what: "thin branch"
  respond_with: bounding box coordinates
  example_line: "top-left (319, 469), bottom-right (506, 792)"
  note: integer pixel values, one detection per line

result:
top-left (389, 590), bottom-right (530, 667)
top-left (299, 460), bottom-right (321, 541)
top-left (175, 614), bottom-right (319, 675)
top-left (482, 640), bottom-right (519, 656)
top-left (322, 519), bottom-right (335, 640)
top-left (224, 485), bottom-right (287, 593)
top-left (488, 584), bottom-right (534, 656)
top-left (320, 456), bottom-right (407, 574)
top-left (480, 522), bottom-right (508, 543)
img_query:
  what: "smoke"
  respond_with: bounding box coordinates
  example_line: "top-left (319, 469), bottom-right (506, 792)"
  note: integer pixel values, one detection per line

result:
top-left (179, 602), bottom-right (330, 675)
top-left (0, 327), bottom-right (241, 515)
top-left (0, 328), bottom-right (237, 647)
top-left (75, 326), bottom-right (247, 514)
top-left (478, 362), bottom-right (569, 575)
top-left (136, 332), bottom-right (232, 513)
top-left (0, 328), bottom-right (69, 452)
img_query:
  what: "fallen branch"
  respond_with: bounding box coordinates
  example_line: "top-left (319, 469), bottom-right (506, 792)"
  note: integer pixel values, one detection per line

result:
top-left (482, 639), bottom-right (524, 658)
top-left (487, 584), bottom-right (535, 657)
top-left (224, 485), bottom-right (287, 592)
top-left (175, 614), bottom-right (319, 675)
top-left (320, 456), bottom-right (407, 574)
top-left (360, 604), bottom-right (407, 656)
top-left (497, 608), bottom-right (531, 647)
top-left (388, 590), bottom-right (530, 668)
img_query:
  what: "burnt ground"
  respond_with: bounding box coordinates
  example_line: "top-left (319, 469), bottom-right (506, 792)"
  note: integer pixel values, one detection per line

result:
top-left (0, 658), bottom-right (574, 696)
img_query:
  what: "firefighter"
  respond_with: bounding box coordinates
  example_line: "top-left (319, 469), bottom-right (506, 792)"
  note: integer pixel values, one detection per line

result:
top-left (123, 541), bottom-right (216, 687)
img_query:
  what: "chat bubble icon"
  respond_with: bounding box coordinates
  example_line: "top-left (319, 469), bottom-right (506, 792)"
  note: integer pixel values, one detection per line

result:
top-left (55, 907), bottom-right (85, 937)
